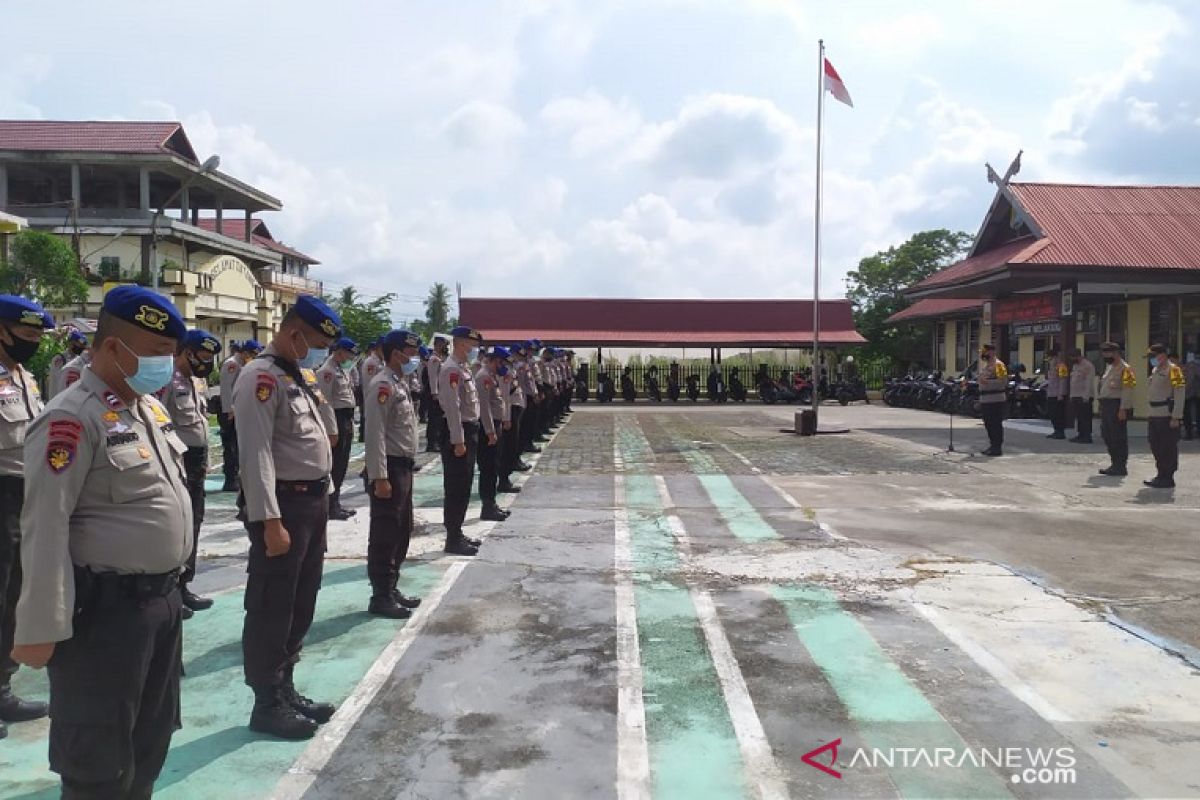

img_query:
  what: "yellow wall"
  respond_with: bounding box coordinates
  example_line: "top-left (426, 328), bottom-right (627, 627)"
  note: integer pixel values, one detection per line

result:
top-left (1127, 299), bottom-right (1150, 416)
top-left (1018, 336), bottom-right (1035, 373)
top-left (944, 321), bottom-right (958, 374)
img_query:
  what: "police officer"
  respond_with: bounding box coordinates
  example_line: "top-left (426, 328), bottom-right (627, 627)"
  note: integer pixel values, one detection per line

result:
top-left (47, 328), bottom-right (88, 399)
top-left (500, 345), bottom-right (530, 492)
top-left (438, 326), bottom-right (483, 556)
top-left (0, 296), bottom-right (52, 740)
top-left (1044, 347), bottom-right (1069, 440)
top-left (364, 330), bottom-right (424, 618)
top-left (1184, 356), bottom-right (1200, 441)
top-left (358, 339), bottom-right (383, 444)
top-left (159, 329), bottom-right (222, 616)
top-left (57, 342), bottom-right (93, 396)
top-left (1068, 348), bottom-right (1096, 444)
top-left (318, 337), bottom-right (359, 521)
top-left (425, 334), bottom-right (448, 452)
top-left (416, 345), bottom-right (432, 424)
top-left (977, 343), bottom-right (1008, 456)
top-left (1097, 342), bottom-right (1136, 477)
top-left (14, 286), bottom-right (192, 798)
top-left (1144, 343), bottom-right (1185, 488)
top-left (234, 295), bottom-right (340, 740)
top-left (218, 338), bottom-right (261, 492)
top-left (476, 346), bottom-right (512, 523)
top-left (516, 343), bottom-right (542, 456)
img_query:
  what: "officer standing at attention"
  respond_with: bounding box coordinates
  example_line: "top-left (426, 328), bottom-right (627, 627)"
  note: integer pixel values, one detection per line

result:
top-left (56, 342), bottom-right (93, 396)
top-left (363, 330), bottom-right (424, 618)
top-left (438, 326), bottom-right (483, 556)
top-left (318, 337), bottom-right (359, 521)
top-left (500, 345), bottom-right (530, 492)
top-left (516, 343), bottom-right (542, 456)
top-left (358, 339), bottom-right (383, 443)
top-left (158, 329), bottom-right (222, 617)
top-left (47, 329), bottom-right (88, 399)
top-left (977, 343), bottom-right (1008, 456)
top-left (1068, 348), bottom-right (1096, 444)
top-left (1096, 342), bottom-right (1136, 477)
top-left (1184, 355), bottom-right (1200, 441)
top-left (425, 334), bottom-right (448, 453)
top-left (218, 339), bottom-right (262, 493)
top-left (13, 286), bottom-right (192, 798)
top-left (233, 295), bottom-right (341, 740)
top-left (475, 347), bottom-right (512, 523)
top-left (1044, 348), bottom-right (1069, 440)
top-left (1144, 343), bottom-right (1185, 488)
top-left (0, 296), bottom-right (53, 740)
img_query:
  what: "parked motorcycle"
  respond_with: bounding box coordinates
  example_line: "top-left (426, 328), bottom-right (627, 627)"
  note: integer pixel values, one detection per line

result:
top-left (574, 366), bottom-right (589, 402)
top-left (597, 371), bottom-right (615, 403)
top-left (646, 367), bottom-right (663, 402)
top-left (620, 369), bottom-right (637, 402)
top-left (728, 368), bottom-right (747, 402)
top-left (707, 367), bottom-right (727, 403)
top-left (831, 376), bottom-right (870, 406)
top-left (685, 374), bottom-right (701, 402)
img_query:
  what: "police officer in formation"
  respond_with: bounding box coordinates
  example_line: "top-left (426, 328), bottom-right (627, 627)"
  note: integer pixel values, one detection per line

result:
top-left (1068, 347), bottom-right (1096, 444)
top-left (0, 296), bottom-right (52, 742)
top-left (1044, 347), bottom-right (1069, 440)
top-left (14, 286), bottom-right (193, 798)
top-left (977, 343), bottom-right (1008, 457)
top-left (475, 346), bottom-right (512, 523)
top-left (437, 326), bottom-right (484, 556)
top-left (55, 336), bottom-right (93, 397)
top-left (318, 337), bottom-right (360, 521)
top-left (1096, 342), bottom-right (1136, 477)
top-left (425, 333), bottom-right (448, 452)
top-left (158, 329), bottom-right (222, 616)
top-left (217, 338), bottom-right (262, 493)
top-left (233, 295), bottom-right (341, 740)
top-left (1144, 343), bottom-right (1186, 488)
top-left (47, 328), bottom-right (89, 399)
top-left (358, 338), bottom-right (383, 443)
top-left (515, 343), bottom-right (543, 456)
top-left (363, 330), bottom-right (423, 618)
top-left (500, 346), bottom-right (531, 491)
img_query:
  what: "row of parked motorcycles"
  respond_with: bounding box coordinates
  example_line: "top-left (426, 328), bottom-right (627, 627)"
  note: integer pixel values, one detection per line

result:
top-left (881, 367), bottom-right (1045, 419)
top-left (757, 370), bottom-right (870, 406)
top-left (588, 368), bottom-right (750, 403)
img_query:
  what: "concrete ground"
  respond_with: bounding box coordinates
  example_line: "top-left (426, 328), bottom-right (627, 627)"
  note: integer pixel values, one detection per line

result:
top-left (3, 403), bottom-right (1200, 799)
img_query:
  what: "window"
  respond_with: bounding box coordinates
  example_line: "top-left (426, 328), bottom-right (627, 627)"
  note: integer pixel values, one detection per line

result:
top-left (1149, 298), bottom-right (1178, 353)
top-left (1108, 303), bottom-right (1127, 349)
top-left (1182, 296), bottom-right (1200, 362)
top-left (99, 256), bottom-right (121, 279)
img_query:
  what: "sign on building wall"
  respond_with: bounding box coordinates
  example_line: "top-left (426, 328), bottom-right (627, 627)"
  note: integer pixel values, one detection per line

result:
top-left (993, 292), bottom-right (1059, 325)
top-left (1061, 289), bottom-right (1073, 317)
top-left (1012, 320), bottom-right (1063, 336)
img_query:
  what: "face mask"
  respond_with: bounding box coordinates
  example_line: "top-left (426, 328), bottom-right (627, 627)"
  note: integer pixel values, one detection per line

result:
top-left (1103, 356), bottom-right (1115, 364)
top-left (118, 340), bottom-right (175, 395)
top-left (301, 348), bottom-right (328, 370)
top-left (498, 365), bottom-right (510, 377)
top-left (188, 353), bottom-right (214, 379)
top-left (401, 357), bottom-right (420, 375)
top-left (340, 359), bottom-right (355, 370)
top-left (2, 331), bottom-right (40, 365)
top-left (468, 347), bottom-right (480, 362)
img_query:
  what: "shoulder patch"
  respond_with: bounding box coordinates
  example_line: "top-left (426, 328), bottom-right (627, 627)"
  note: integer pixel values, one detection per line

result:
top-left (47, 442), bottom-right (76, 474)
top-left (377, 384), bottom-right (392, 404)
top-left (1170, 364), bottom-right (1186, 388)
top-left (449, 371), bottom-right (460, 387)
top-left (101, 391), bottom-right (124, 410)
top-left (227, 362), bottom-right (238, 373)
top-left (256, 373), bottom-right (276, 402)
top-left (64, 370), bottom-right (80, 387)
top-left (1121, 366), bottom-right (1137, 387)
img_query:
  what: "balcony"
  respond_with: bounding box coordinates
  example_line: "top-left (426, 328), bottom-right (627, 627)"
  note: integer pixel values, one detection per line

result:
top-left (255, 268), bottom-right (321, 296)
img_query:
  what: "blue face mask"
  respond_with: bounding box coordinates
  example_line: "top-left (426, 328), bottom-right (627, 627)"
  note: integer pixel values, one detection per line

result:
top-left (401, 357), bottom-right (420, 375)
top-left (498, 364), bottom-right (510, 377)
top-left (468, 347), bottom-right (481, 362)
top-left (118, 340), bottom-right (175, 395)
top-left (300, 347), bottom-right (328, 369)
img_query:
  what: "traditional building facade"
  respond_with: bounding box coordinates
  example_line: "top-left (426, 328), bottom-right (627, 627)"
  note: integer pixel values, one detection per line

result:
top-left (0, 120), bottom-right (322, 348)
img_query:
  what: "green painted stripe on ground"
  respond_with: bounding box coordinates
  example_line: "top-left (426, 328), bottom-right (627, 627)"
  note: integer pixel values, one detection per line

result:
top-left (1, 562), bottom-right (444, 800)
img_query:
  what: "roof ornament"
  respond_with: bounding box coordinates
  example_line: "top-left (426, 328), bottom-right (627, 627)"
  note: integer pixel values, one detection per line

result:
top-left (986, 150), bottom-right (1022, 187)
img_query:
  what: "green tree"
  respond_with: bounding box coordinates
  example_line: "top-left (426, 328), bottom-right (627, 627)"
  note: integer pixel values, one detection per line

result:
top-left (410, 282), bottom-right (458, 342)
top-left (331, 287), bottom-right (396, 347)
top-left (0, 230), bottom-right (88, 308)
top-left (844, 229), bottom-right (972, 363)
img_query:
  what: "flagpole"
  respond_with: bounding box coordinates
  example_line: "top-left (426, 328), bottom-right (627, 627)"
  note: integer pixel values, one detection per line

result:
top-left (812, 39), bottom-right (825, 427)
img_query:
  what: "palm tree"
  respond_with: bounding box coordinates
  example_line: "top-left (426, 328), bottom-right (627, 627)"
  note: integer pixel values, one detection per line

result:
top-left (424, 283), bottom-right (453, 334)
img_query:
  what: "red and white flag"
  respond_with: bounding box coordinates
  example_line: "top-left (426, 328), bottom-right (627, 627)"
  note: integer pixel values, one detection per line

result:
top-left (823, 58), bottom-right (853, 108)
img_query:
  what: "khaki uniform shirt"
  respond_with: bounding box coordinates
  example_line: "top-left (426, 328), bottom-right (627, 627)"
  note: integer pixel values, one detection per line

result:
top-left (360, 354), bottom-right (383, 388)
top-left (364, 366), bottom-right (418, 479)
top-left (56, 352), bottom-right (91, 396)
top-left (0, 362), bottom-right (43, 477)
top-left (425, 354), bottom-right (443, 407)
top-left (233, 345), bottom-right (334, 522)
top-left (1045, 358), bottom-right (1069, 399)
top-left (1186, 361), bottom-right (1200, 399)
top-left (219, 356), bottom-right (242, 413)
top-left (47, 352), bottom-right (71, 399)
top-left (317, 355), bottom-right (356, 410)
top-left (158, 369), bottom-right (209, 449)
top-left (474, 366), bottom-right (507, 437)
top-left (977, 358), bottom-right (1009, 405)
top-left (1097, 359), bottom-right (1136, 407)
top-left (507, 367), bottom-right (525, 409)
top-left (1147, 362), bottom-right (1186, 419)
top-left (1069, 359), bottom-right (1096, 400)
top-left (517, 360), bottom-right (538, 401)
top-left (437, 355), bottom-right (479, 446)
top-left (16, 369), bottom-right (193, 644)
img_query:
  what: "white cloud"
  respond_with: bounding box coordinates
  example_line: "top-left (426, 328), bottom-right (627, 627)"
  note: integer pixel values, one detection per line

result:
top-left (441, 101), bottom-right (527, 152)
top-left (540, 91), bottom-right (643, 157)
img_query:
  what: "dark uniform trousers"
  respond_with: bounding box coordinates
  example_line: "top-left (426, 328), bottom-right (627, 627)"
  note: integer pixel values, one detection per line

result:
top-left (49, 573), bottom-right (183, 800)
top-left (426, 401), bottom-right (444, 451)
top-left (1073, 398), bottom-right (1094, 440)
top-left (980, 402), bottom-right (1005, 449)
top-left (242, 486), bottom-right (328, 689)
top-left (218, 412), bottom-right (239, 487)
top-left (331, 408), bottom-right (355, 503)
top-left (502, 405), bottom-right (524, 482)
top-left (353, 387), bottom-right (364, 443)
top-left (441, 421), bottom-right (478, 538)
top-left (1184, 397), bottom-right (1199, 438)
top-left (1148, 416), bottom-right (1180, 480)
top-left (1099, 399), bottom-right (1128, 469)
top-left (537, 384), bottom-right (552, 436)
top-left (520, 399), bottom-right (539, 453)
top-left (366, 457), bottom-right (415, 590)
top-left (476, 429), bottom-right (500, 509)
top-left (181, 447), bottom-right (207, 584)
top-left (1046, 396), bottom-right (1066, 435)
top-left (0, 476), bottom-right (23, 690)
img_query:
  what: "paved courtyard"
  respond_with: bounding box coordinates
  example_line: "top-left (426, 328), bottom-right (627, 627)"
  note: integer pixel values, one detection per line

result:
top-left (3, 403), bottom-right (1199, 799)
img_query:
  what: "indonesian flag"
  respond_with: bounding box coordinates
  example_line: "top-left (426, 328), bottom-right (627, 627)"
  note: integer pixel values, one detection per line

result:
top-left (823, 58), bottom-right (853, 108)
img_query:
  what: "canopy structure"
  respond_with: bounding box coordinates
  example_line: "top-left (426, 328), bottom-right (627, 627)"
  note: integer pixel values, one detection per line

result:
top-left (458, 297), bottom-right (865, 348)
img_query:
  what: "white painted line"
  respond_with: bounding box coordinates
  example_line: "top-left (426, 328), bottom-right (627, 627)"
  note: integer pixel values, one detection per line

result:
top-left (712, 439), bottom-right (763, 474)
top-left (655, 477), bottom-right (789, 800)
top-left (613, 472), bottom-right (652, 800)
top-left (272, 560), bottom-right (469, 800)
top-left (758, 478), bottom-right (850, 542)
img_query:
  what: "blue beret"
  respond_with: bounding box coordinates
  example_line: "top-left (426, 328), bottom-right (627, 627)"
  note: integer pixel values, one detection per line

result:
top-left (490, 345), bottom-right (511, 360)
top-left (510, 342), bottom-right (525, 354)
top-left (333, 337), bottom-right (359, 355)
top-left (0, 295), bottom-right (54, 329)
top-left (381, 329), bottom-right (422, 350)
top-left (418, 345), bottom-right (431, 357)
top-left (103, 285), bottom-right (185, 339)
top-left (293, 295), bottom-right (342, 339)
top-left (183, 329), bottom-right (221, 355)
top-left (229, 340), bottom-right (242, 352)
top-left (242, 339), bottom-right (263, 353)
top-left (450, 325), bottom-right (483, 342)
top-left (66, 328), bottom-right (88, 343)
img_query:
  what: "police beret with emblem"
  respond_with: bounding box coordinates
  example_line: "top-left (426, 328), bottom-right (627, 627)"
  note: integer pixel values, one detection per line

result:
top-left (333, 337), bottom-right (359, 355)
top-left (490, 345), bottom-right (511, 360)
top-left (0, 294), bottom-right (54, 329)
top-left (418, 345), bottom-right (431, 358)
top-left (1147, 343), bottom-right (1167, 356)
top-left (381, 329), bottom-right (422, 350)
top-left (183, 329), bottom-right (221, 354)
top-left (242, 338), bottom-right (263, 353)
top-left (294, 295), bottom-right (343, 339)
top-left (66, 328), bottom-right (87, 343)
top-left (1099, 341), bottom-right (1121, 352)
top-left (450, 325), bottom-right (483, 343)
top-left (103, 285), bottom-right (185, 339)
top-left (229, 340), bottom-right (242, 353)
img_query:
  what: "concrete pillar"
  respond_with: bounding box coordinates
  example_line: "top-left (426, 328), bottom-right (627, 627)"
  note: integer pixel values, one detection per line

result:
top-left (216, 198), bottom-right (223, 235)
top-left (180, 187), bottom-right (189, 222)
top-left (244, 209), bottom-right (253, 242)
top-left (70, 164), bottom-right (81, 209)
top-left (945, 321), bottom-right (958, 374)
top-left (1018, 335), bottom-right (1035, 374)
top-left (1127, 298), bottom-right (1150, 416)
top-left (0, 163), bottom-right (8, 209)
top-left (139, 168), bottom-right (150, 211)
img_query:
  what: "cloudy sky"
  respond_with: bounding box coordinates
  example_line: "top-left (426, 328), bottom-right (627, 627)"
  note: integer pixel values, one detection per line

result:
top-left (2, 0), bottom-right (1195, 322)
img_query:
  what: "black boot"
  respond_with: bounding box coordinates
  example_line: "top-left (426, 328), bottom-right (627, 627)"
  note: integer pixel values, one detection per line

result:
top-left (498, 481), bottom-right (521, 493)
top-left (369, 592), bottom-right (412, 619)
top-left (249, 685), bottom-right (318, 739)
top-left (0, 685), bottom-right (48, 723)
top-left (444, 534), bottom-right (478, 556)
top-left (282, 665), bottom-right (336, 723)
top-left (513, 460), bottom-right (532, 472)
top-left (391, 577), bottom-right (421, 609)
top-left (1099, 465), bottom-right (1128, 476)
top-left (480, 505), bottom-right (507, 522)
top-left (181, 585), bottom-right (213, 611)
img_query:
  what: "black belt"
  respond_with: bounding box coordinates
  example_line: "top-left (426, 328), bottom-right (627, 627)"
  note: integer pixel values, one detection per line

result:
top-left (276, 478), bottom-right (329, 495)
top-left (1149, 400), bottom-right (1170, 407)
top-left (980, 390), bottom-right (1005, 396)
top-left (75, 566), bottom-right (180, 605)
top-left (386, 455), bottom-right (416, 470)
top-left (462, 420), bottom-right (479, 430)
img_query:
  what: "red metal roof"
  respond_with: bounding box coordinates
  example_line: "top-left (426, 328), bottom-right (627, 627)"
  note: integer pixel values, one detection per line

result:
top-left (0, 120), bottom-right (196, 160)
top-left (912, 237), bottom-right (1042, 290)
top-left (194, 217), bottom-right (319, 264)
top-left (458, 298), bottom-right (865, 346)
top-left (885, 298), bottom-right (984, 324)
